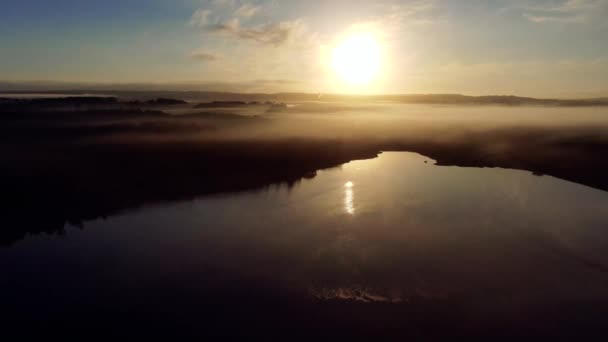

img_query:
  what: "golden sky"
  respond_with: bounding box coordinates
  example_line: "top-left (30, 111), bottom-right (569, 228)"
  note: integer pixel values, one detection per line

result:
top-left (2, 0), bottom-right (608, 97)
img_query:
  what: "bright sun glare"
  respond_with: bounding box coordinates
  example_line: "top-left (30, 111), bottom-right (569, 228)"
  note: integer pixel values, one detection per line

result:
top-left (332, 34), bottom-right (381, 86)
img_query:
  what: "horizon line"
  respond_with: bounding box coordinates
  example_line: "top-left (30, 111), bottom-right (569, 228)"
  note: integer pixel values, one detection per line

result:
top-left (1, 79), bottom-right (607, 100)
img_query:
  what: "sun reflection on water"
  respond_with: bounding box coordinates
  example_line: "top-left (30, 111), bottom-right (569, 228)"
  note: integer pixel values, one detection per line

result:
top-left (344, 181), bottom-right (355, 214)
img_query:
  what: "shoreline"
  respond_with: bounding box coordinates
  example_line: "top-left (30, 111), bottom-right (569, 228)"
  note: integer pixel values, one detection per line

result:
top-left (4, 132), bottom-right (608, 246)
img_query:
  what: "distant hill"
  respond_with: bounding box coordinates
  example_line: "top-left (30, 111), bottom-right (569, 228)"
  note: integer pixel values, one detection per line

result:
top-left (372, 94), bottom-right (608, 106)
top-left (1, 89), bottom-right (608, 106)
top-left (0, 96), bottom-right (191, 113)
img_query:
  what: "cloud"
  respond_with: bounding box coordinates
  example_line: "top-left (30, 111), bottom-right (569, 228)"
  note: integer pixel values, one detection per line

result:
top-left (252, 79), bottom-right (303, 85)
top-left (516, 0), bottom-right (608, 24)
top-left (190, 9), bottom-right (212, 26)
top-left (189, 51), bottom-right (222, 62)
top-left (524, 13), bottom-right (584, 23)
top-left (212, 19), bottom-right (306, 46)
top-left (384, 0), bottom-right (438, 23)
top-left (234, 4), bottom-right (260, 18)
top-left (190, 1), bottom-right (309, 46)
top-left (347, 0), bottom-right (440, 40)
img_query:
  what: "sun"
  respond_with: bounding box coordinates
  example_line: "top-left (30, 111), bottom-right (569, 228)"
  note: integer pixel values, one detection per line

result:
top-left (331, 33), bottom-right (382, 86)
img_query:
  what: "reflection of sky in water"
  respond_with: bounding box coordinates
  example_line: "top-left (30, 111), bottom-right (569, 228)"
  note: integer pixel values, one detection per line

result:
top-left (4, 152), bottom-right (608, 308)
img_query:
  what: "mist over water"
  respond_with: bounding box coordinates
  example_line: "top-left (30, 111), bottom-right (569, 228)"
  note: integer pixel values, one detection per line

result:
top-left (177, 103), bottom-right (608, 142)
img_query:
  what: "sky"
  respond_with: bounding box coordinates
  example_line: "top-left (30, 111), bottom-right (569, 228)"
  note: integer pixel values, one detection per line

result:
top-left (1, 0), bottom-right (608, 97)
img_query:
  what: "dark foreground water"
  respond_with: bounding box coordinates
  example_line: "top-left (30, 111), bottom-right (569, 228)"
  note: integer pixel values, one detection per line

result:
top-left (3, 152), bottom-right (608, 339)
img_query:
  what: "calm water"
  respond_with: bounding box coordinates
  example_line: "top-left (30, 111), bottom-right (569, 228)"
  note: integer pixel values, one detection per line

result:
top-left (3, 152), bottom-right (608, 337)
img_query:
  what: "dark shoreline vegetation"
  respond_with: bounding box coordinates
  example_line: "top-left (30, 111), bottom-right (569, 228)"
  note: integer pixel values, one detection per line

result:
top-left (2, 95), bottom-right (608, 246)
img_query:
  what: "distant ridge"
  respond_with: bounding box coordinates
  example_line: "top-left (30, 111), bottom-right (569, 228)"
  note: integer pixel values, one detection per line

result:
top-left (1, 84), bottom-right (608, 106)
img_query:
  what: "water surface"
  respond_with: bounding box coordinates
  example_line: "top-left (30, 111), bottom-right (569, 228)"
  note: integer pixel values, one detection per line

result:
top-left (3, 152), bottom-right (608, 337)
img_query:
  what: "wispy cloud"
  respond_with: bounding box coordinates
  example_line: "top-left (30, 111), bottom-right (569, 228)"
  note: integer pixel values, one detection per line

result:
top-left (515, 0), bottom-right (608, 24)
top-left (524, 13), bottom-right (584, 23)
top-left (234, 4), bottom-right (261, 18)
top-left (189, 51), bottom-right (222, 62)
top-left (348, 0), bottom-right (440, 40)
top-left (212, 18), bottom-right (307, 46)
top-left (253, 79), bottom-right (302, 85)
top-left (190, 9), bottom-right (212, 26)
top-left (191, 1), bottom-right (309, 46)
top-left (384, 0), bottom-right (439, 24)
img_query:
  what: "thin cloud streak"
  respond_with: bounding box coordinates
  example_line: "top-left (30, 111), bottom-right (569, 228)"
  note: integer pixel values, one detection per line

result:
top-left (211, 19), bottom-right (306, 46)
top-left (235, 4), bottom-right (261, 18)
top-left (189, 51), bottom-right (222, 62)
top-left (514, 0), bottom-right (608, 24)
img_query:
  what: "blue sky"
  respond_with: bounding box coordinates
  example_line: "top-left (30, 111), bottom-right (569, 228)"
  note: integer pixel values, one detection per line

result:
top-left (1, 0), bottom-right (608, 96)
